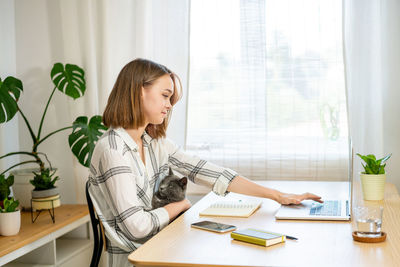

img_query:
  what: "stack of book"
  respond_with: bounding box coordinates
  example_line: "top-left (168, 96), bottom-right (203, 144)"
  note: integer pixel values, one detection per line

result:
top-left (231, 228), bottom-right (286, 247)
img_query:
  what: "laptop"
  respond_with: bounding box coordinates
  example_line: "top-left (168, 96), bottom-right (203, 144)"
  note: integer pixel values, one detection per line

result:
top-left (275, 140), bottom-right (353, 221)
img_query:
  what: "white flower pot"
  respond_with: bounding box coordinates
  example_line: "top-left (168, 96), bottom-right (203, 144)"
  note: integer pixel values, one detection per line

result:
top-left (0, 209), bottom-right (21, 236)
top-left (360, 173), bottom-right (386, 200)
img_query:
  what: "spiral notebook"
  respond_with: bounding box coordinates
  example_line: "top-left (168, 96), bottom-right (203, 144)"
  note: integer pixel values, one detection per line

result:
top-left (199, 200), bottom-right (262, 218)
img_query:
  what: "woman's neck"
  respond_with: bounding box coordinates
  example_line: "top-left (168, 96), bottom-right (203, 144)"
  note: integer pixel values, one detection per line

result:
top-left (125, 125), bottom-right (147, 145)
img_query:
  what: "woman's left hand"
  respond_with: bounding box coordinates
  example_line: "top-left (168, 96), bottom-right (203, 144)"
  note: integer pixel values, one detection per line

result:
top-left (277, 192), bottom-right (323, 205)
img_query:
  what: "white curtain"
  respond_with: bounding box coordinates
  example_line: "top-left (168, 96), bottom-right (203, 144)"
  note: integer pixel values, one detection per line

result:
top-left (187, 0), bottom-right (349, 184)
top-left (344, 0), bottom-right (400, 191)
top-left (1, 0), bottom-right (189, 203)
top-left (0, 1), bottom-right (19, 173)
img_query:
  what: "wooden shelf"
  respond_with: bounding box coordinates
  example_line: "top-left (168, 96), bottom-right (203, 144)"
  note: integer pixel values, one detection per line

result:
top-left (0, 205), bottom-right (91, 266)
top-left (0, 205), bottom-right (89, 258)
top-left (56, 238), bottom-right (92, 265)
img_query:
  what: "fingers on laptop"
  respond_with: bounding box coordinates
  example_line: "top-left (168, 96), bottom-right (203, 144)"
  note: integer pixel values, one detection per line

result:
top-left (304, 192), bottom-right (324, 203)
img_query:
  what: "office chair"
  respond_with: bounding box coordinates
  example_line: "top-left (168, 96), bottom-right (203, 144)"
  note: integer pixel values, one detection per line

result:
top-left (86, 180), bottom-right (104, 267)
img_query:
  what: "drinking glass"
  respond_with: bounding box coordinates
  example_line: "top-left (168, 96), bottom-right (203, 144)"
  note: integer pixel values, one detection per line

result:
top-left (354, 206), bottom-right (383, 237)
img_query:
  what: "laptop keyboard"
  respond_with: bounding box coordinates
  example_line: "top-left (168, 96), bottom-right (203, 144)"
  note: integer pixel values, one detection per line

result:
top-left (309, 200), bottom-right (341, 216)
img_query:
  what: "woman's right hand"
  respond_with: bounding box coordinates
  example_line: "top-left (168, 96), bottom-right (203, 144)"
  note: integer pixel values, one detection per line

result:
top-left (277, 192), bottom-right (323, 205)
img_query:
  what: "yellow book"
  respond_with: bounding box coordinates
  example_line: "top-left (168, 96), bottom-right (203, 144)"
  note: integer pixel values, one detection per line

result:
top-left (199, 200), bottom-right (262, 218)
top-left (231, 228), bottom-right (286, 247)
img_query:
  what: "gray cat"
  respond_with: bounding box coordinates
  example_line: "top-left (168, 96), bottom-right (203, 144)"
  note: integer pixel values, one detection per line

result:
top-left (152, 168), bottom-right (188, 209)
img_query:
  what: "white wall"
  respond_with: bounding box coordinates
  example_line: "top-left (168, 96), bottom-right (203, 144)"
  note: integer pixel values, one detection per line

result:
top-left (1, 0), bottom-right (191, 204)
top-left (12, 0), bottom-right (76, 203)
top-left (0, 0), bottom-right (20, 175)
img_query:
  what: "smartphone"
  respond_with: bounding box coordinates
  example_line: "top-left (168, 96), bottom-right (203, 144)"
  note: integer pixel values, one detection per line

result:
top-left (191, 220), bottom-right (237, 233)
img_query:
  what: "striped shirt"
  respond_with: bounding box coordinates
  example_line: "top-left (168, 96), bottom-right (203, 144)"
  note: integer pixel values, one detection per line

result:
top-left (88, 128), bottom-right (238, 267)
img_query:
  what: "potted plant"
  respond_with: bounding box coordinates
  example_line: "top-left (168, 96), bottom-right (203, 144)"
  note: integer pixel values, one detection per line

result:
top-left (0, 63), bottom-right (107, 209)
top-left (30, 168), bottom-right (61, 210)
top-left (357, 153), bottom-right (391, 200)
top-left (0, 197), bottom-right (21, 236)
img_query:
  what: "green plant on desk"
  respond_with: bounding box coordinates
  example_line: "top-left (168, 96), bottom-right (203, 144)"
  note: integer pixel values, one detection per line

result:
top-left (0, 197), bottom-right (19, 213)
top-left (357, 153), bottom-right (391, 174)
top-left (357, 153), bottom-right (391, 201)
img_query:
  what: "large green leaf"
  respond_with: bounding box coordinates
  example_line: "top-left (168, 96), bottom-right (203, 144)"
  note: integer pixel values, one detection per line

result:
top-left (51, 63), bottom-right (85, 99)
top-left (69, 116), bottom-right (108, 167)
top-left (0, 76), bottom-right (23, 123)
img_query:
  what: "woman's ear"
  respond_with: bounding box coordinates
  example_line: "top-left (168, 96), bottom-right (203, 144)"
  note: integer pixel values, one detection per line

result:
top-left (140, 86), bottom-right (145, 99)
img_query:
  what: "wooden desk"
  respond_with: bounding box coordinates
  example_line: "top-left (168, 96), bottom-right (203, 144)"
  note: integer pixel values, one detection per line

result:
top-left (129, 181), bottom-right (400, 267)
top-left (0, 204), bottom-right (90, 266)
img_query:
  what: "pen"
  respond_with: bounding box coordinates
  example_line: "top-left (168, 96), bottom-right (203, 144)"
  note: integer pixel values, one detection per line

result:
top-left (285, 235), bottom-right (298, 240)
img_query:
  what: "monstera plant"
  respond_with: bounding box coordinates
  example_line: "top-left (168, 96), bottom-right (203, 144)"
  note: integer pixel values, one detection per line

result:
top-left (0, 63), bottom-right (107, 196)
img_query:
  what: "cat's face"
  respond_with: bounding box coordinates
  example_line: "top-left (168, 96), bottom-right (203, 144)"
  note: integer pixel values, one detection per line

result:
top-left (158, 174), bottom-right (187, 199)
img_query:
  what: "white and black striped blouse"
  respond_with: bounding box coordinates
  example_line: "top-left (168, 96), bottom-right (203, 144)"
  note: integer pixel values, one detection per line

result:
top-left (88, 127), bottom-right (237, 267)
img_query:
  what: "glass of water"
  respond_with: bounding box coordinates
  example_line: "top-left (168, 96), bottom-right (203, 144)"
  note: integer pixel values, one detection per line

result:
top-left (354, 206), bottom-right (383, 237)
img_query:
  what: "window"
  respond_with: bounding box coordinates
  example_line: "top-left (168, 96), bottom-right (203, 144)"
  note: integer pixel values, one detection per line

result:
top-left (187, 0), bottom-right (348, 181)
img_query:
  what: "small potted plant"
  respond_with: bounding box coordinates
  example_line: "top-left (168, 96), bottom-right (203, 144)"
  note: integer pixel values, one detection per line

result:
top-left (30, 168), bottom-right (61, 210)
top-left (0, 63), bottom-right (107, 209)
top-left (0, 174), bottom-right (20, 236)
top-left (357, 153), bottom-right (391, 200)
top-left (0, 197), bottom-right (21, 236)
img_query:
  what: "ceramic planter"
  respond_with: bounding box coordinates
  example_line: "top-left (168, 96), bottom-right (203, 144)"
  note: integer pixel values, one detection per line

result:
top-left (0, 209), bottom-right (21, 236)
top-left (32, 194), bottom-right (61, 210)
top-left (360, 173), bottom-right (386, 200)
top-left (32, 187), bottom-right (61, 211)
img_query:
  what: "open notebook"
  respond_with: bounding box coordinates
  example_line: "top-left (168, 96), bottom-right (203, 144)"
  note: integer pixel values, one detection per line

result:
top-left (199, 200), bottom-right (262, 218)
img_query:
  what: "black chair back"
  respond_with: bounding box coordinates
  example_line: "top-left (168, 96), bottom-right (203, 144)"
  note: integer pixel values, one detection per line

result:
top-left (86, 181), bottom-right (104, 267)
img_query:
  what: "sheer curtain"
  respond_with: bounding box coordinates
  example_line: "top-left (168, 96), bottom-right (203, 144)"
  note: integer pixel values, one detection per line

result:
top-left (187, 0), bottom-right (348, 183)
top-left (2, 0), bottom-right (189, 204)
top-left (0, 0), bottom-right (19, 173)
top-left (344, 0), bottom-right (400, 191)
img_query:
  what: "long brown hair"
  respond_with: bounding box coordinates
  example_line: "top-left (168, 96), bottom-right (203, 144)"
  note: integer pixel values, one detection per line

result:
top-left (103, 58), bottom-right (182, 139)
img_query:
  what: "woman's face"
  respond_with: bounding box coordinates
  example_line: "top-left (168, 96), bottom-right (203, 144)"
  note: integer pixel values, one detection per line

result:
top-left (141, 74), bottom-right (174, 125)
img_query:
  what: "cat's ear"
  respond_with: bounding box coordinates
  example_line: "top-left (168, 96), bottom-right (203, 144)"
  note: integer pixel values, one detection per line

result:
top-left (179, 177), bottom-right (188, 186)
top-left (169, 167), bottom-right (173, 175)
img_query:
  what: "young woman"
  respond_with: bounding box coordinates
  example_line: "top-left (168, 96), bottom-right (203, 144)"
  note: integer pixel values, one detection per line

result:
top-left (88, 58), bottom-right (322, 267)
